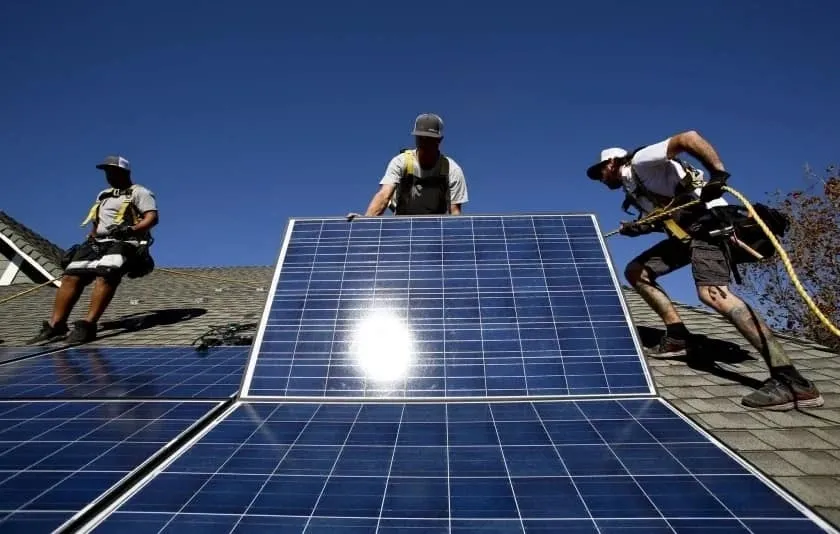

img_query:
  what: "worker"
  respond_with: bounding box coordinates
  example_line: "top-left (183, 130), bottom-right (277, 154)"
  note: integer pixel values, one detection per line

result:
top-left (28, 155), bottom-right (159, 345)
top-left (587, 130), bottom-right (823, 411)
top-left (346, 113), bottom-right (468, 219)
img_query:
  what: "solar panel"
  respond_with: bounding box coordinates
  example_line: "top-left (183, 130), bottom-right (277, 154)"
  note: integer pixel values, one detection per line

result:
top-left (0, 346), bottom-right (250, 400)
top-left (0, 399), bottom-right (221, 532)
top-left (82, 398), bottom-right (830, 533)
top-left (241, 215), bottom-right (653, 399)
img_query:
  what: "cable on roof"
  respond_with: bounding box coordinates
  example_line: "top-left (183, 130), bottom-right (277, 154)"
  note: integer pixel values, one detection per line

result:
top-left (192, 322), bottom-right (258, 352)
top-left (604, 185), bottom-right (840, 340)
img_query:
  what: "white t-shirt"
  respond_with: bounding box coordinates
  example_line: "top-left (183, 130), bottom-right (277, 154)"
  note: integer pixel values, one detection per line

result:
top-left (621, 138), bottom-right (727, 211)
top-left (379, 151), bottom-right (469, 205)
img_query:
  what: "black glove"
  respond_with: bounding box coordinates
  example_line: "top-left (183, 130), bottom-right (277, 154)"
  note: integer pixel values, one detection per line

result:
top-left (107, 225), bottom-right (137, 240)
top-left (700, 170), bottom-right (731, 202)
top-left (619, 221), bottom-right (656, 237)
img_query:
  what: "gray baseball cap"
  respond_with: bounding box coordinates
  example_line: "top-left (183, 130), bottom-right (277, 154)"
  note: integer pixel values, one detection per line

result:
top-left (411, 113), bottom-right (444, 138)
top-left (96, 155), bottom-right (131, 171)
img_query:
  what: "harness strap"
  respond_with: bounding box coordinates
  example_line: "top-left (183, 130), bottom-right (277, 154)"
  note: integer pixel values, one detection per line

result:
top-left (81, 186), bottom-right (138, 227)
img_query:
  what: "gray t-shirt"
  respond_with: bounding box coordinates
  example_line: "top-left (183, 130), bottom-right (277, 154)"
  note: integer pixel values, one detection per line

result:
top-left (93, 185), bottom-right (157, 239)
top-left (379, 151), bottom-right (469, 206)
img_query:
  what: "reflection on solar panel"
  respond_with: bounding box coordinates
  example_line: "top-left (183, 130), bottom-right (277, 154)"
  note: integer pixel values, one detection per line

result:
top-left (0, 347), bottom-right (44, 365)
top-left (242, 215), bottom-right (652, 399)
top-left (0, 346), bottom-right (250, 399)
top-left (0, 400), bottom-right (220, 532)
top-left (86, 399), bottom-right (827, 533)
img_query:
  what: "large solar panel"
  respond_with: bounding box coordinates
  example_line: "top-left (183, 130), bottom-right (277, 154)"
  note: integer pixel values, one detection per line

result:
top-left (241, 215), bottom-right (653, 399)
top-left (0, 346), bottom-right (250, 400)
top-left (0, 399), bottom-right (221, 533)
top-left (81, 398), bottom-right (832, 533)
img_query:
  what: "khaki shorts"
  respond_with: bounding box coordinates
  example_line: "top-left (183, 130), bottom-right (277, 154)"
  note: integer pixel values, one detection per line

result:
top-left (629, 236), bottom-right (732, 287)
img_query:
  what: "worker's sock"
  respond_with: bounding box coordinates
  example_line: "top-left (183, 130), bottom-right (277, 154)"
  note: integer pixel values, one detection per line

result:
top-left (665, 322), bottom-right (690, 340)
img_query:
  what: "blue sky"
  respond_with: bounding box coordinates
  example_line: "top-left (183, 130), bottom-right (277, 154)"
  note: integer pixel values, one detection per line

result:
top-left (1, 1), bottom-right (837, 306)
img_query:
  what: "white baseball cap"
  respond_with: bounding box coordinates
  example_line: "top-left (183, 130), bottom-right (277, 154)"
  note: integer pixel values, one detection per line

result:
top-left (586, 147), bottom-right (627, 180)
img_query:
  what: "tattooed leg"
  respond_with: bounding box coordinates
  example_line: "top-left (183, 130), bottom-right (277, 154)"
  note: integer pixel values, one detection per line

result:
top-left (698, 285), bottom-right (792, 368)
top-left (625, 262), bottom-right (682, 324)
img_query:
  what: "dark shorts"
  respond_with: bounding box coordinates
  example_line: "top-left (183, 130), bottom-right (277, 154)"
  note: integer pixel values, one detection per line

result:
top-left (629, 236), bottom-right (732, 287)
top-left (62, 239), bottom-right (144, 283)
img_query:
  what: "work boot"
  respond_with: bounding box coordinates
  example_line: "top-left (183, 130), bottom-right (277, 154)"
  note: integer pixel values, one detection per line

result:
top-left (66, 320), bottom-right (97, 344)
top-left (742, 376), bottom-right (824, 411)
top-left (644, 335), bottom-right (689, 359)
top-left (27, 320), bottom-right (69, 344)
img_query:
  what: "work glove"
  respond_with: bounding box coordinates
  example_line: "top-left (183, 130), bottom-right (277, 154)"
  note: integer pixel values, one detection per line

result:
top-left (700, 170), bottom-right (731, 202)
top-left (107, 225), bottom-right (137, 240)
top-left (618, 221), bottom-right (657, 237)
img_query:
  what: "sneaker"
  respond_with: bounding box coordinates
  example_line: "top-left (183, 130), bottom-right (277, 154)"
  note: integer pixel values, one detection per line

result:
top-left (645, 335), bottom-right (689, 359)
top-left (66, 320), bottom-right (97, 344)
top-left (742, 376), bottom-right (825, 411)
top-left (27, 320), bottom-right (69, 344)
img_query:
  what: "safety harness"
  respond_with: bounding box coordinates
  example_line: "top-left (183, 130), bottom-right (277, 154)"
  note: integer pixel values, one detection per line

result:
top-left (388, 148), bottom-right (451, 215)
top-left (81, 186), bottom-right (142, 229)
top-left (620, 149), bottom-right (708, 241)
top-left (75, 185), bottom-right (155, 279)
top-left (619, 151), bottom-right (790, 283)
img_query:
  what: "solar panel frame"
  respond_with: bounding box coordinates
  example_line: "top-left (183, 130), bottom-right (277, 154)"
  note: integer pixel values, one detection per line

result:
top-left (0, 398), bottom-right (225, 533)
top-left (75, 397), bottom-right (838, 534)
top-left (237, 214), bottom-right (656, 401)
top-left (0, 345), bottom-right (251, 400)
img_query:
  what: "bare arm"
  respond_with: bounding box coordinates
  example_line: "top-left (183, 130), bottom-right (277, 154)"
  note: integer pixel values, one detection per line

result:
top-left (450, 203), bottom-right (462, 215)
top-left (364, 184), bottom-right (397, 216)
top-left (666, 130), bottom-right (726, 173)
top-left (132, 211), bottom-right (158, 232)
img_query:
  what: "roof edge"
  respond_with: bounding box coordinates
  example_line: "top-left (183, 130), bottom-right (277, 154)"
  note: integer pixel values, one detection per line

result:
top-left (0, 232), bottom-right (60, 287)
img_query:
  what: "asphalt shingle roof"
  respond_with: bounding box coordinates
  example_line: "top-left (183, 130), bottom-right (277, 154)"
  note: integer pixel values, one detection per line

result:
top-left (0, 219), bottom-right (838, 529)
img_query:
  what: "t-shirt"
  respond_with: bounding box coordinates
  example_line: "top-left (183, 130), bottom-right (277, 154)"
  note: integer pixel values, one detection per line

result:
top-left (621, 138), bottom-right (727, 211)
top-left (93, 185), bottom-right (157, 241)
top-left (379, 152), bottom-right (469, 206)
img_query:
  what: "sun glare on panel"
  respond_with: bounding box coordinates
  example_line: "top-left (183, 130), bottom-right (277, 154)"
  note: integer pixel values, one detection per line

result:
top-left (351, 309), bottom-right (414, 383)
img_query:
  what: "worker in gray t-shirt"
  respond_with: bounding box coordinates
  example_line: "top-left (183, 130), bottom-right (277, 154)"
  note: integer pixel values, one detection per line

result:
top-left (28, 155), bottom-right (159, 345)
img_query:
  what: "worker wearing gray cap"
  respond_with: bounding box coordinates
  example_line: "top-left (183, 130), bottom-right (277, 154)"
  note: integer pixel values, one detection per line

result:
top-left (28, 154), bottom-right (159, 345)
top-left (348, 113), bottom-right (469, 219)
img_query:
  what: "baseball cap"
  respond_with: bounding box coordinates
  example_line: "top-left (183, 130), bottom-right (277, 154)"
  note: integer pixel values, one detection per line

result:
top-left (411, 113), bottom-right (444, 138)
top-left (96, 155), bottom-right (131, 172)
top-left (586, 147), bottom-right (627, 180)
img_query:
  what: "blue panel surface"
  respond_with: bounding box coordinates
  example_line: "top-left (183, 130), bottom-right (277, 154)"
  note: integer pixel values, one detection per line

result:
top-left (90, 398), bottom-right (826, 533)
top-left (0, 347), bottom-right (43, 365)
top-left (0, 346), bottom-right (250, 399)
top-left (0, 399), bottom-right (220, 532)
top-left (245, 215), bottom-right (651, 398)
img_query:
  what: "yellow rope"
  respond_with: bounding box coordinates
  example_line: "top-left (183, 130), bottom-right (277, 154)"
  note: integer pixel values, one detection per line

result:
top-left (721, 185), bottom-right (840, 339)
top-left (604, 186), bottom-right (840, 339)
top-left (0, 280), bottom-right (55, 305)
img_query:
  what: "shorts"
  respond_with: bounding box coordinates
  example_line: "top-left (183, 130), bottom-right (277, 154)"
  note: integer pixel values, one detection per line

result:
top-left (629, 236), bottom-right (732, 287)
top-left (62, 239), bottom-right (143, 283)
